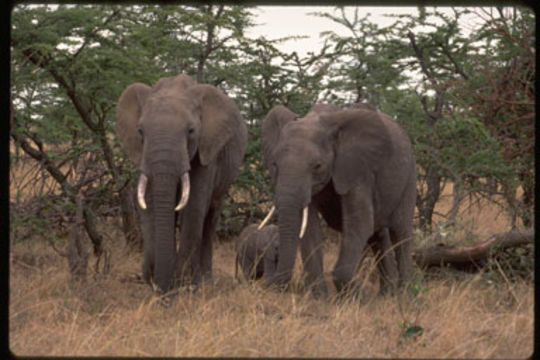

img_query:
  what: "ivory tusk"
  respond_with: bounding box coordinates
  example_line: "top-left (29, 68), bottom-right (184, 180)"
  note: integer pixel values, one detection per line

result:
top-left (258, 205), bottom-right (276, 230)
top-left (175, 172), bottom-right (190, 211)
top-left (299, 206), bottom-right (308, 239)
top-left (137, 173), bottom-right (148, 210)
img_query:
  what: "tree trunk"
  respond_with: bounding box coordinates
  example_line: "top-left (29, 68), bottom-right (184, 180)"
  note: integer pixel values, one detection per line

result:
top-left (413, 229), bottom-right (534, 270)
top-left (120, 184), bottom-right (142, 250)
top-left (68, 191), bottom-right (88, 282)
top-left (417, 165), bottom-right (441, 232)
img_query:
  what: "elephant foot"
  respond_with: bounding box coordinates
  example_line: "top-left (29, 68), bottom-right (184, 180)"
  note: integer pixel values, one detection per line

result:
top-left (378, 278), bottom-right (398, 297)
top-left (265, 277), bottom-right (290, 293)
top-left (157, 290), bottom-right (179, 308)
top-left (306, 279), bottom-right (329, 301)
top-left (265, 271), bottom-right (293, 292)
top-left (332, 286), bottom-right (367, 305)
top-left (201, 272), bottom-right (213, 286)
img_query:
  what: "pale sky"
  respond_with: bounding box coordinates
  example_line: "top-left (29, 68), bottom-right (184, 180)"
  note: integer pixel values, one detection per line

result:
top-left (247, 6), bottom-right (485, 57)
top-left (247, 6), bottom-right (420, 57)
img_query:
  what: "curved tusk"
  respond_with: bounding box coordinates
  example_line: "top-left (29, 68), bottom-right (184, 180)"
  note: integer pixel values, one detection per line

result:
top-left (299, 206), bottom-right (308, 239)
top-left (175, 172), bottom-right (190, 211)
top-left (258, 205), bottom-right (276, 230)
top-left (137, 173), bottom-right (148, 210)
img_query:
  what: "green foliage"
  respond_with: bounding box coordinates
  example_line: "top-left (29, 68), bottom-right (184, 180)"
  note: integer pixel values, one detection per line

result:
top-left (485, 245), bottom-right (534, 283)
top-left (313, 7), bottom-right (407, 107)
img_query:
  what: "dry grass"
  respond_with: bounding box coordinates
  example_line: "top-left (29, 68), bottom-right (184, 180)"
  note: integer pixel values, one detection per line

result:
top-left (10, 230), bottom-right (534, 358)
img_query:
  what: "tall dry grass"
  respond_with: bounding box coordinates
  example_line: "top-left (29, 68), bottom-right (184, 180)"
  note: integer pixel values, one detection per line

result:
top-left (10, 231), bottom-right (534, 358)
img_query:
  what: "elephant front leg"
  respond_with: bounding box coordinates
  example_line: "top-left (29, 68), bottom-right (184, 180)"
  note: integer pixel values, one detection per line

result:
top-left (332, 185), bottom-right (374, 295)
top-left (176, 211), bottom-right (204, 287)
top-left (299, 204), bottom-right (328, 300)
top-left (199, 198), bottom-right (223, 285)
top-left (176, 166), bottom-right (216, 288)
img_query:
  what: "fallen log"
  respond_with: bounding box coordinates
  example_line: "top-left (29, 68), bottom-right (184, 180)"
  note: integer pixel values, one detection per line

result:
top-left (413, 228), bottom-right (534, 270)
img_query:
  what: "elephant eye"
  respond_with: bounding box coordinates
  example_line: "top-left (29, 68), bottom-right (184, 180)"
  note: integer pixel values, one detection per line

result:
top-left (137, 128), bottom-right (143, 138)
top-left (188, 127), bottom-right (195, 136)
top-left (313, 162), bottom-right (322, 171)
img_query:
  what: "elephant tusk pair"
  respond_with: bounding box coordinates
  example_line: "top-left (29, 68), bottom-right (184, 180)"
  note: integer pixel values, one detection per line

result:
top-left (136, 172), bottom-right (190, 212)
top-left (258, 205), bottom-right (308, 239)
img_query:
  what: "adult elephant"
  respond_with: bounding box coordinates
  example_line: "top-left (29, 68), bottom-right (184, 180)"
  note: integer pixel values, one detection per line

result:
top-left (116, 74), bottom-right (247, 293)
top-left (261, 103), bottom-right (416, 299)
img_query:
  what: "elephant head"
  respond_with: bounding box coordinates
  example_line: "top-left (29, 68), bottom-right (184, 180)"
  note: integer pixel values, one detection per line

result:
top-left (116, 74), bottom-right (242, 292)
top-left (261, 103), bottom-right (392, 286)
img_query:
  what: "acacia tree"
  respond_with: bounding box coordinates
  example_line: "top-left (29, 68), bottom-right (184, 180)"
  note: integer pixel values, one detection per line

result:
top-left (307, 7), bottom-right (522, 233)
top-left (458, 7), bottom-right (535, 227)
top-left (387, 7), bottom-right (522, 232)
top-left (11, 5), bottom-right (145, 264)
top-left (312, 7), bottom-right (406, 108)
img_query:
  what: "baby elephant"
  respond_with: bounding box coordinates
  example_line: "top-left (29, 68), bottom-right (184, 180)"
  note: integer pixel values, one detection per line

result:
top-left (235, 224), bottom-right (279, 281)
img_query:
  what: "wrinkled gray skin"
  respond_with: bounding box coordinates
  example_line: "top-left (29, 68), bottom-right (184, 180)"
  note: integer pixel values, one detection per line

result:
top-left (235, 224), bottom-right (279, 281)
top-left (261, 103), bottom-right (416, 299)
top-left (116, 74), bottom-right (247, 293)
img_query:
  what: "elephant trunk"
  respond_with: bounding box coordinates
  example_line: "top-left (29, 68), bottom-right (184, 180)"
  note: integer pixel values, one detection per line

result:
top-left (266, 205), bottom-right (302, 287)
top-left (152, 172), bottom-right (180, 292)
top-left (267, 175), bottom-right (312, 288)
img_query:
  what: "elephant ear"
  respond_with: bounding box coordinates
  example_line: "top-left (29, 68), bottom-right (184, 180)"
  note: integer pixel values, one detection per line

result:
top-left (322, 108), bottom-right (392, 195)
top-left (115, 82), bottom-right (152, 165)
top-left (188, 84), bottom-right (244, 166)
top-left (261, 105), bottom-right (299, 171)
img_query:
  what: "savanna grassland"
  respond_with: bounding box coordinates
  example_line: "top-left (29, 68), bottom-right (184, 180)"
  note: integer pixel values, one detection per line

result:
top-left (9, 188), bottom-right (534, 358)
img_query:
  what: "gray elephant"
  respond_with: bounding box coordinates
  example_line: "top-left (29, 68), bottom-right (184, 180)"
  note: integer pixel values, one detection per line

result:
top-left (235, 223), bottom-right (279, 281)
top-left (116, 74), bottom-right (247, 293)
top-left (260, 103), bottom-right (416, 299)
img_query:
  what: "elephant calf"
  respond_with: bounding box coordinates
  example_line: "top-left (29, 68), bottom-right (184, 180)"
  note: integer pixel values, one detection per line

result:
top-left (235, 224), bottom-right (279, 281)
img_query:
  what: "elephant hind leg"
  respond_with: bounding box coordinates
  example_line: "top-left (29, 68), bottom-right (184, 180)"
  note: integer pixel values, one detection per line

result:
top-left (390, 175), bottom-right (416, 289)
top-left (370, 228), bottom-right (399, 294)
top-left (389, 227), bottom-right (414, 288)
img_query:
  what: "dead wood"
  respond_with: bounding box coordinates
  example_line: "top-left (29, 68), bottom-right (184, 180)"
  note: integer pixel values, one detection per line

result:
top-left (413, 228), bottom-right (534, 270)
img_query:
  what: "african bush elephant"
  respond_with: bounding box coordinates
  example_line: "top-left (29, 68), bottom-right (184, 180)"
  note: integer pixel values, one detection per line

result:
top-left (235, 224), bottom-right (279, 281)
top-left (260, 103), bottom-right (416, 299)
top-left (116, 74), bottom-right (247, 293)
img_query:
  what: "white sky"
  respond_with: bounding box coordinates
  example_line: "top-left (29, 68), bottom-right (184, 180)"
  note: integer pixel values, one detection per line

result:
top-left (247, 6), bottom-right (485, 57)
top-left (247, 6), bottom-right (418, 56)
